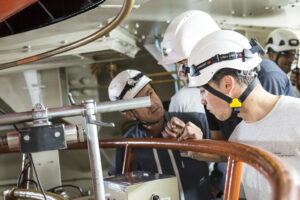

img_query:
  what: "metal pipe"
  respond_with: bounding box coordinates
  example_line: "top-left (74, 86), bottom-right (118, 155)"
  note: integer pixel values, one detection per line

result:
top-left (153, 25), bottom-right (179, 92)
top-left (173, 64), bottom-right (179, 92)
top-left (96, 96), bottom-right (150, 113)
top-left (64, 124), bottom-right (79, 144)
top-left (3, 188), bottom-right (68, 200)
top-left (47, 105), bottom-right (84, 120)
top-left (146, 71), bottom-right (176, 77)
top-left (0, 111), bottom-right (32, 125)
top-left (83, 100), bottom-right (105, 200)
top-left (20, 154), bottom-right (31, 189)
top-left (0, 96), bottom-right (150, 125)
top-left (151, 79), bottom-right (177, 84)
top-left (0, 0), bottom-right (135, 70)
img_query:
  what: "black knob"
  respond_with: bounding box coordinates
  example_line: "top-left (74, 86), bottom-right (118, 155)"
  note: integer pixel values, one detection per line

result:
top-left (152, 194), bottom-right (160, 200)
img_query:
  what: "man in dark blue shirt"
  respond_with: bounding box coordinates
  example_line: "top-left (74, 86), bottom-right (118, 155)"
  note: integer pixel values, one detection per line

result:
top-left (107, 69), bottom-right (211, 200)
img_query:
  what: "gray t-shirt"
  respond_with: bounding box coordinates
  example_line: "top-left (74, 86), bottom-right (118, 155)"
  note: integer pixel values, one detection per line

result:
top-left (230, 95), bottom-right (300, 200)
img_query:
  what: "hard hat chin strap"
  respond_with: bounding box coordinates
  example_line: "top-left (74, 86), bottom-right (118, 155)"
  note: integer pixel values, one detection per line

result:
top-left (203, 77), bottom-right (259, 114)
top-left (130, 111), bottom-right (160, 127)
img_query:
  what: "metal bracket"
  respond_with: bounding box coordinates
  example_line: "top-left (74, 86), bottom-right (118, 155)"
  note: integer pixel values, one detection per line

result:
top-left (32, 103), bottom-right (50, 125)
top-left (87, 116), bottom-right (115, 127)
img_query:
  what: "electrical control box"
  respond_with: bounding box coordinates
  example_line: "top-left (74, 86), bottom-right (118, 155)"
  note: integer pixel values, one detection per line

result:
top-left (104, 171), bottom-right (179, 200)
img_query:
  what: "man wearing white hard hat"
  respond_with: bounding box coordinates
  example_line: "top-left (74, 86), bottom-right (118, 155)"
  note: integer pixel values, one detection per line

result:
top-left (159, 10), bottom-right (220, 113)
top-left (161, 11), bottom-right (295, 141)
top-left (107, 69), bottom-right (212, 200)
top-left (266, 28), bottom-right (300, 74)
top-left (160, 10), bottom-right (295, 198)
top-left (165, 30), bottom-right (300, 200)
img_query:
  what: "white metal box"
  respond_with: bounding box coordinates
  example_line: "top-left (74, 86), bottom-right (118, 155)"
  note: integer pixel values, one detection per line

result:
top-left (104, 171), bottom-right (179, 200)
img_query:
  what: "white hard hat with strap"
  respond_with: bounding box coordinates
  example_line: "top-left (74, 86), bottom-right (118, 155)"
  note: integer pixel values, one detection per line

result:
top-left (108, 69), bottom-right (151, 101)
top-left (265, 28), bottom-right (300, 52)
top-left (158, 10), bottom-right (220, 65)
top-left (187, 30), bottom-right (264, 113)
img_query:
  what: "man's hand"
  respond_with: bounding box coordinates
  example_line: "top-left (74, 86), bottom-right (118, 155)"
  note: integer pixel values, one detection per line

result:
top-left (290, 68), bottom-right (300, 86)
top-left (162, 116), bottom-right (185, 138)
top-left (162, 116), bottom-right (203, 141)
top-left (178, 121), bottom-right (203, 141)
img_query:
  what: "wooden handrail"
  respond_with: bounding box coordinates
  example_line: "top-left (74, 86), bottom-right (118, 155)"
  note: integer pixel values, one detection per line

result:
top-left (1, 138), bottom-right (299, 200)
top-left (68, 138), bottom-right (299, 200)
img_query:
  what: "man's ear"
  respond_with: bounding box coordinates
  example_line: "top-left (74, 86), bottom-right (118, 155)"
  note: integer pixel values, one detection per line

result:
top-left (124, 111), bottom-right (137, 121)
top-left (222, 75), bottom-right (235, 94)
top-left (268, 51), bottom-right (276, 61)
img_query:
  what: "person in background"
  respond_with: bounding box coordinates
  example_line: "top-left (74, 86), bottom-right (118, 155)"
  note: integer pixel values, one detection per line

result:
top-left (290, 67), bottom-right (300, 97)
top-left (107, 69), bottom-right (211, 200)
top-left (164, 30), bottom-right (300, 200)
top-left (265, 28), bottom-right (300, 74)
top-left (159, 10), bottom-right (220, 113)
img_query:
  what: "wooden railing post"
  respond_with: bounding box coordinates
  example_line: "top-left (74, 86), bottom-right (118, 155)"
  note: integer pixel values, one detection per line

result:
top-left (223, 156), bottom-right (243, 200)
top-left (122, 144), bottom-right (134, 174)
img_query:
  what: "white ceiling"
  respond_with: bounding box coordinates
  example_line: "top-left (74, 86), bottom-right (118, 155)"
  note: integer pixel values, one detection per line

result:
top-left (0, 0), bottom-right (300, 74)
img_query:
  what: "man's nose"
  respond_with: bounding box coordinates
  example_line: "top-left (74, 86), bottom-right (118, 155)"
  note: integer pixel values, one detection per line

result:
top-left (201, 98), bottom-right (207, 105)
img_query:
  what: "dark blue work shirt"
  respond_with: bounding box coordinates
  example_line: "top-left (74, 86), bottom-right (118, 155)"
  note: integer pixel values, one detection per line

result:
top-left (109, 111), bottom-right (211, 200)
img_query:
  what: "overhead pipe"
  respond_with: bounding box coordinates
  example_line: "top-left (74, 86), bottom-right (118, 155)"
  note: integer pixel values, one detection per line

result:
top-left (0, 0), bottom-right (135, 70)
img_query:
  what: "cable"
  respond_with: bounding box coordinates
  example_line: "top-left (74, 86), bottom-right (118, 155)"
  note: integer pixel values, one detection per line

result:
top-left (29, 154), bottom-right (47, 200)
top-left (47, 184), bottom-right (83, 194)
top-left (17, 162), bottom-right (31, 188)
top-left (23, 179), bottom-right (39, 190)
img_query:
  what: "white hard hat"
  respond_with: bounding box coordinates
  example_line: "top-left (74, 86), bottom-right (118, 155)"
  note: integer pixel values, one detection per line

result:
top-left (188, 30), bottom-right (262, 87)
top-left (265, 28), bottom-right (300, 52)
top-left (158, 10), bottom-right (220, 65)
top-left (108, 69), bottom-right (152, 101)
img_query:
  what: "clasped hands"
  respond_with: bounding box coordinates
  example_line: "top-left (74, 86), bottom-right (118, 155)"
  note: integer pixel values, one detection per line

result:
top-left (162, 116), bottom-right (203, 141)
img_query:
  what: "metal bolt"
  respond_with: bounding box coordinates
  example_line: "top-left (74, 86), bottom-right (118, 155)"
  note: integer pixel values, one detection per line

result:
top-left (24, 135), bottom-right (30, 141)
top-left (35, 103), bottom-right (43, 110)
top-left (54, 131), bottom-right (61, 137)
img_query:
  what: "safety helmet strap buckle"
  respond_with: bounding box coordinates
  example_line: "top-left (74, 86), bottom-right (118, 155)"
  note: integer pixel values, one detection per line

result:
top-left (203, 77), bottom-right (259, 114)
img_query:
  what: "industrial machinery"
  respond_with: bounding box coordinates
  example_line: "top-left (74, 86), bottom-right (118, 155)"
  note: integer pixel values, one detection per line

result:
top-left (0, 96), bottom-right (151, 200)
top-left (0, 0), bottom-right (300, 200)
